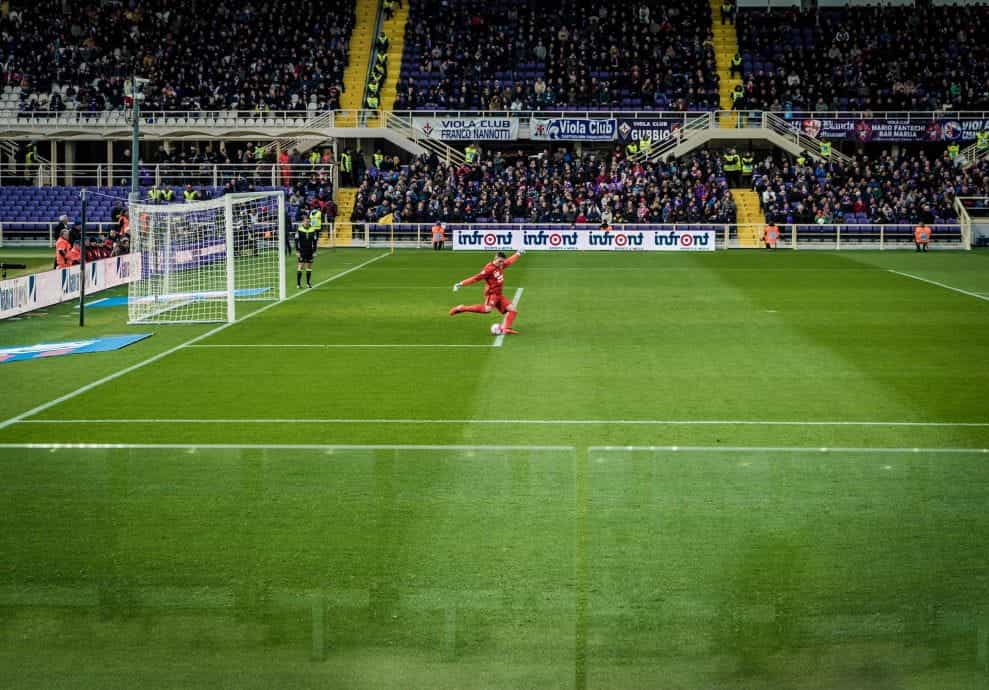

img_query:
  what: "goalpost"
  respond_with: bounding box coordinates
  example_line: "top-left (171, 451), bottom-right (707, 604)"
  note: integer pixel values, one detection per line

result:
top-left (128, 191), bottom-right (286, 323)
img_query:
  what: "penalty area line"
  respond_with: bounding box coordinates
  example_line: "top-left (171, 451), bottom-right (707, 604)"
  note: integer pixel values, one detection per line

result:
top-left (0, 443), bottom-right (576, 452)
top-left (588, 445), bottom-right (989, 454)
top-left (0, 251), bottom-right (391, 432)
top-left (188, 344), bottom-right (495, 349)
top-left (494, 287), bottom-right (525, 348)
top-left (18, 418), bottom-right (989, 427)
top-left (887, 269), bottom-right (989, 303)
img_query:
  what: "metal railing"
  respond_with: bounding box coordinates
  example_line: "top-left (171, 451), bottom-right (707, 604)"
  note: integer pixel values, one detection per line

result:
top-left (0, 163), bottom-right (333, 189)
top-left (763, 112), bottom-right (854, 165)
top-left (0, 221), bottom-right (117, 247)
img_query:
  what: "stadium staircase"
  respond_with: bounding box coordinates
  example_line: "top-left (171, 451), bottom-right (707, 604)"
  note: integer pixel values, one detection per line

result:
top-left (710, 0), bottom-right (741, 129)
top-left (340, 0), bottom-right (379, 114)
top-left (732, 188), bottom-right (764, 247)
top-left (330, 188), bottom-right (358, 246)
top-left (378, 2), bottom-right (409, 111)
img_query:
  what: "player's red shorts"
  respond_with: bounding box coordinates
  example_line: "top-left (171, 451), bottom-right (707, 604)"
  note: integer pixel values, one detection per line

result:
top-left (485, 293), bottom-right (514, 314)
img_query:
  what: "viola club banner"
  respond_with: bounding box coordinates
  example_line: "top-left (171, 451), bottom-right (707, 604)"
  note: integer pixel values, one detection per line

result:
top-left (530, 118), bottom-right (617, 141)
top-left (616, 117), bottom-right (683, 144)
top-left (412, 117), bottom-right (519, 141)
top-left (789, 117), bottom-right (989, 143)
top-left (453, 228), bottom-right (716, 252)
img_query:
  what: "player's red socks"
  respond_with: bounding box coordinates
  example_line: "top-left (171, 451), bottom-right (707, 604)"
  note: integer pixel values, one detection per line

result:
top-left (503, 310), bottom-right (518, 330)
top-left (459, 304), bottom-right (489, 314)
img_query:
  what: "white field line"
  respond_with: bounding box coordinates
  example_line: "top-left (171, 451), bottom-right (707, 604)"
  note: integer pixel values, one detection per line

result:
top-left (888, 269), bottom-right (989, 303)
top-left (18, 418), bottom-right (989, 427)
top-left (589, 445), bottom-right (989, 454)
top-left (0, 252), bottom-right (391, 432)
top-left (188, 344), bottom-right (493, 349)
top-left (493, 287), bottom-right (525, 348)
top-left (0, 443), bottom-right (575, 452)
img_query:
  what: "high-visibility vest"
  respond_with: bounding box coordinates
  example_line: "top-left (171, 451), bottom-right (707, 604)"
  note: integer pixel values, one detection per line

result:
top-left (796, 154), bottom-right (806, 166)
top-left (977, 131), bottom-right (989, 150)
top-left (764, 225), bottom-right (779, 244)
top-left (820, 141), bottom-right (832, 157)
top-left (464, 146), bottom-right (478, 163)
top-left (340, 153), bottom-right (352, 172)
top-left (638, 138), bottom-right (652, 154)
top-left (309, 209), bottom-right (323, 230)
top-left (367, 80), bottom-right (380, 95)
top-left (366, 94), bottom-right (379, 109)
top-left (148, 188), bottom-right (161, 201)
top-left (373, 152), bottom-right (384, 168)
top-left (731, 54), bottom-right (742, 68)
top-left (914, 225), bottom-right (931, 243)
top-left (741, 155), bottom-right (753, 173)
top-left (25, 149), bottom-right (36, 166)
top-left (730, 87), bottom-right (743, 103)
top-left (948, 143), bottom-right (960, 158)
top-left (254, 146), bottom-right (265, 161)
top-left (184, 189), bottom-right (197, 202)
top-left (432, 224), bottom-right (444, 241)
top-left (626, 141), bottom-right (639, 156)
top-left (163, 188), bottom-right (174, 201)
top-left (309, 151), bottom-right (319, 166)
top-left (723, 154), bottom-right (740, 171)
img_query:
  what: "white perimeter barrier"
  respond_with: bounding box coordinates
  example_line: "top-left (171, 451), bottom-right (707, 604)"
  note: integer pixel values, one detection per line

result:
top-left (0, 254), bottom-right (138, 320)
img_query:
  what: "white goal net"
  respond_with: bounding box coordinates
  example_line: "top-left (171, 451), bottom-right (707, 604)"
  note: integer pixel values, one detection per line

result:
top-left (128, 192), bottom-right (286, 323)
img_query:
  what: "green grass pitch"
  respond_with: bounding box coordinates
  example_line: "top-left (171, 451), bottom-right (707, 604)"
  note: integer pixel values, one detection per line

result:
top-left (1, 248), bottom-right (988, 689)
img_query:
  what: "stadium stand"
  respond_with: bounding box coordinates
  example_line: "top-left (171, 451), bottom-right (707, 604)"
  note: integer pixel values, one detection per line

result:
top-left (394, 0), bottom-right (719, 111)
top-left (753, 151), bottom-right (989, 225)
top-left (0, 1), bottom-right (356, 112)
top-left (736, 4), bottom-right (989, 112)
top-left (350, 149), bottom-right (737, 224)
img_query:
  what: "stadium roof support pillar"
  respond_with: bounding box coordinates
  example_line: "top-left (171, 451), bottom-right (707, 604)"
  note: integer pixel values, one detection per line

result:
top-left (106, 141), bottom-right (114, 189)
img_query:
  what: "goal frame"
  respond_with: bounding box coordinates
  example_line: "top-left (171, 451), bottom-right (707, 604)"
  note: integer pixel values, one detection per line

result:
top-left (127, 190), bottom-right (286, 324)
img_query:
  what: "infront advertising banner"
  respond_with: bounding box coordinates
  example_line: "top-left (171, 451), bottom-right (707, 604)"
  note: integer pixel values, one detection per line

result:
top-left (789, 117), bottom-right (989, 143)
top-left (0, 255), bottom-right (138, 320)
top-left (412, 117), bottom-right (519, 141)
top-left (530, 118), bottom-right (617, 141)
top-left (452, 228), bottom-right (717, 252)
top-left (616, 117), bottom-right (683, 144)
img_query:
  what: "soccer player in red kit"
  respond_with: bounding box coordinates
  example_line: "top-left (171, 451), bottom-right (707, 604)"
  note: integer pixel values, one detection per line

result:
top-left (449, 249), bottom-right (524, 334)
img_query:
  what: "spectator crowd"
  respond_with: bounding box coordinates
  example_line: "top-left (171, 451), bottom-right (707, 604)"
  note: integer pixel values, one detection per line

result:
top-left (396, 0), bottom-right (718, 111)
top-left (1, 0), bottom-right (355, 113)
top-left (736, 4), bottom-right (989, 112)
top-left (754, 150), bottom-right (989, 225)
top-left (351, 148), bottom-right (737, 225)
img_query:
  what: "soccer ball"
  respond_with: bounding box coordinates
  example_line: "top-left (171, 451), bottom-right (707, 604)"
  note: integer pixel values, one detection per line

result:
top-left (490, 323), bottom-right (503, 335)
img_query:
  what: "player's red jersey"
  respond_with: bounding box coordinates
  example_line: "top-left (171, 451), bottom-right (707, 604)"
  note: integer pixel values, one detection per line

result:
top-left (461, 253), bottom-right (520, 297)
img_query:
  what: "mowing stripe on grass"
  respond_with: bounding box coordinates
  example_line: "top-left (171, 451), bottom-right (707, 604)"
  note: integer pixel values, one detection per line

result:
top-left (493, 287), bottom-right (525, 348)
top-left (888, 269), bottom-right (989, 303)
top-left (20, 418), bottom-right (989, 427)
top-left (187, 344), bottom-right (495, 349)
top-left (0, 252), bottom-right (391, 432)
top-left (588, 445), bottom-right (989, 454)
top-left (0, 443), bottom-right (575, 451)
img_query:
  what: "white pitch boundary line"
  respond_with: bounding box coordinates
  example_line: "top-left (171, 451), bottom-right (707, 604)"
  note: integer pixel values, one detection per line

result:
top-left (17, 418), bottom-right (989, 427)
top-left (888, 269), bottom-right (989, 303)
top-left (0, 443), bottom-right (575, 452)
top-left (588, 445), bottom-right (989, 454)
top-left (493, 287), bottom-right (525, 348)
top-left (188, 344), bottom-right (494, 349)
top-left (0, 252), bottom-right (391, 432)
